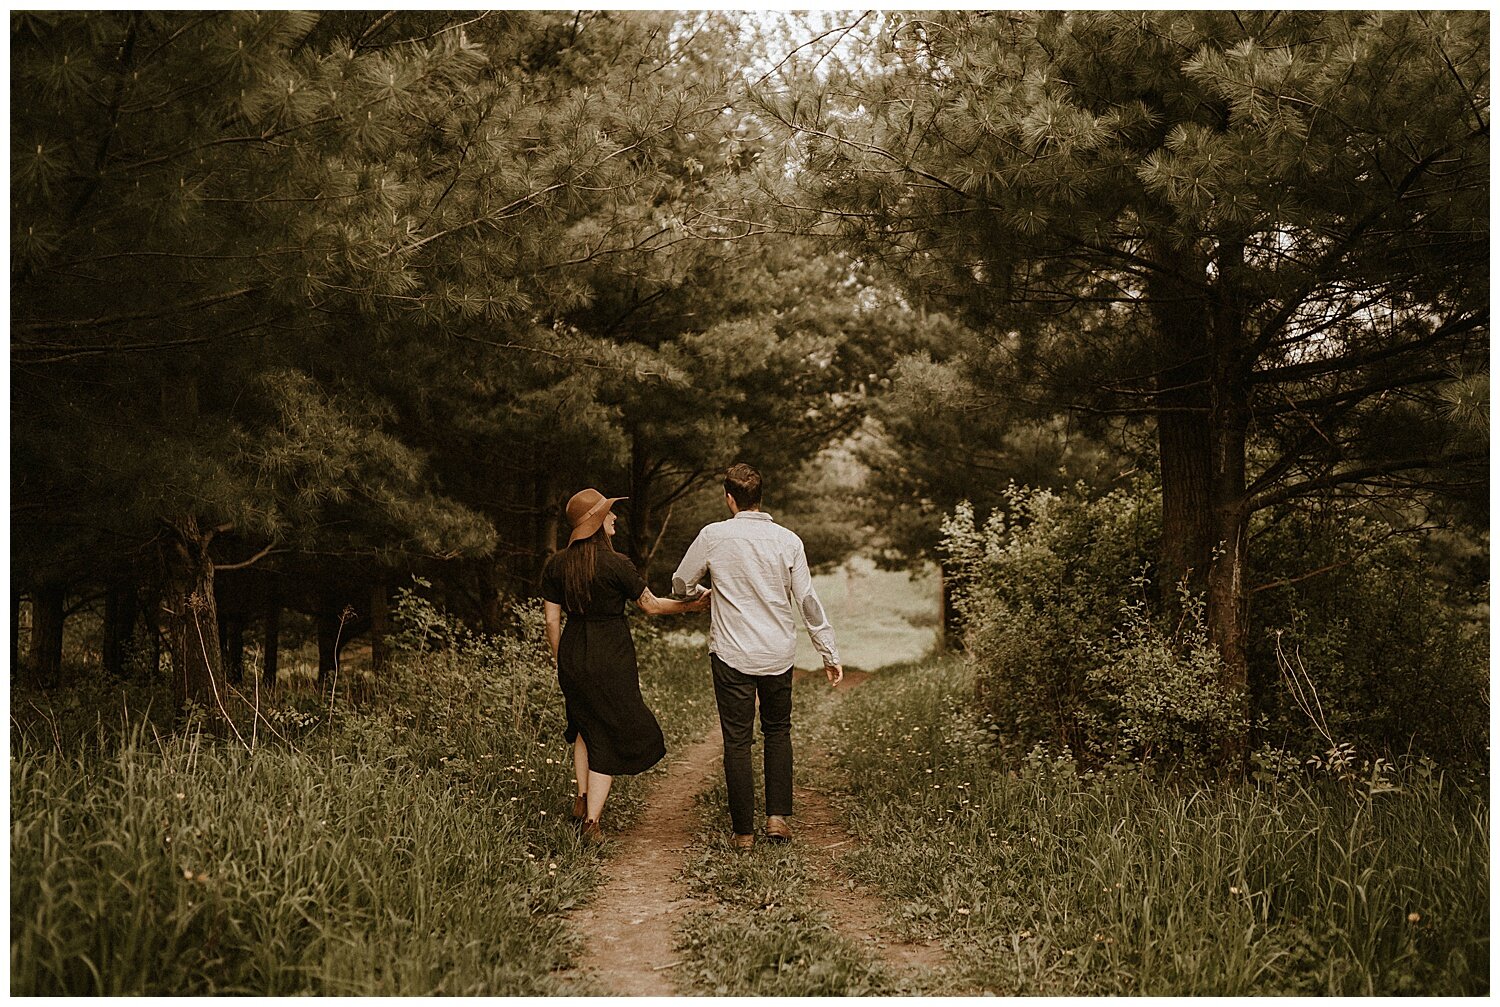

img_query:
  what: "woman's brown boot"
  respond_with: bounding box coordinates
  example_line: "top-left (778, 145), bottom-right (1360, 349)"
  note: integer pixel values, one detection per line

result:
top-left (572, 794), bottom-right (587, 821)
top-left (582, 819), bottom-right (605, 845)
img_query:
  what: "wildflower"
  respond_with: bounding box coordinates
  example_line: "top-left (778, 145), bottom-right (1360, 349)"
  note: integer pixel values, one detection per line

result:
top-left (1407, 912), bottom-right (1421, 923)
top-left (1230, 886), bottom-right (1242, 895)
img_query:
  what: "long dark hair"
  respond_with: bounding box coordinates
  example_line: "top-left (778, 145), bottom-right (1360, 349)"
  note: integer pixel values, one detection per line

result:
top-left (551, 526), bottom-right (613, 612)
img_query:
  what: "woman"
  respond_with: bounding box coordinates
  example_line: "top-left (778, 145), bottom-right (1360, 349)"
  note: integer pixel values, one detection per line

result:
top-left (541, 488), bottom-right (708, 844)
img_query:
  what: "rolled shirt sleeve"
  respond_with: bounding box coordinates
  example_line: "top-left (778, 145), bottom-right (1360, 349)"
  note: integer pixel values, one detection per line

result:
top-left (671, 529), bottom-right (711, 600)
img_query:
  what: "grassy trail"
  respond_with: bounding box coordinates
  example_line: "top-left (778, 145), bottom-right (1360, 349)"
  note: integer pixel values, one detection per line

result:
top-left (662, 673), bottom-right (965, 996)
top-left (559, 728), bottom-right (723, 994)
top-left (15, 564), bottom-right (1481, 995)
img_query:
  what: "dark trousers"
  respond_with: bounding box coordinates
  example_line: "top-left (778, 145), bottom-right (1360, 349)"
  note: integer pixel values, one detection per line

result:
top-left (711, 655), bottom-right (793, 835)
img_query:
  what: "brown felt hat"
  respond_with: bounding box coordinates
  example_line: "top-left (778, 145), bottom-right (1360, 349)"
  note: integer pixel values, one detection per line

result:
top-left (566, 488), bottom-right (626, 544)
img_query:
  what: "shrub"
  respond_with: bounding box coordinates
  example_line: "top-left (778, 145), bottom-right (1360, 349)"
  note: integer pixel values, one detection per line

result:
top-left (1089, 591), bottom-right (1248, 772)
top-left (942, 482), bottom-right (1160, 762)
top-left (383, 578), bottom-right (563, 763)
top-left (945, 483), bottom-right (1486, 774)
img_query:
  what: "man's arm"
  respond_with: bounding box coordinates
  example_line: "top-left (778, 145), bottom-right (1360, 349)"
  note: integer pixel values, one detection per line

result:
top-left (788, 541), bottom-right (843, 684)
top-left (671, 528), bottom-right (712, 599)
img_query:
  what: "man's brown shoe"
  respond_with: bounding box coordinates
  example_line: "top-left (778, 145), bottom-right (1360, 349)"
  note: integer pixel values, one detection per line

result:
top-left (583, 819), bottom-right (605, 845)
top-left (766, 815), bottom-right (792, 843)
top-left (571, 794), bottom-right (587, 821)
top-left (732, 833), bottom-right (755, 851)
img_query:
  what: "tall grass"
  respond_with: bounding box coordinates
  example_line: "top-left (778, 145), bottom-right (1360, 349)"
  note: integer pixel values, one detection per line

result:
top-left (10, 612), bottom-right (717, 995)
top-left (824, 657), bottom-right (1489, 996)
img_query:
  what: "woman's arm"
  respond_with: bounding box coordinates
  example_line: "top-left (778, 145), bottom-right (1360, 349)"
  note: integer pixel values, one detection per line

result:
top-left (544, 601), bottom-right (563, 661)
top-left (636, 587), bottom-right (711, 616)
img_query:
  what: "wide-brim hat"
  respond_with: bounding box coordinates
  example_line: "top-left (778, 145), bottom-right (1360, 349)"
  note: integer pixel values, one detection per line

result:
top-left (566, 488), bottom-right (626, 544)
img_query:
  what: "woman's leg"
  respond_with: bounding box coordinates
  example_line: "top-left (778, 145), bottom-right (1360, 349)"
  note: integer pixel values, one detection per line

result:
top-left (572, 735), bottom-right (590, 796)
top-left (586, 771), bottom-right (613, 821)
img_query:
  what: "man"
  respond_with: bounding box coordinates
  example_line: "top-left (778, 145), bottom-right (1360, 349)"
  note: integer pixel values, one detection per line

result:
top-left (672, 462), bottom-right (843, 850)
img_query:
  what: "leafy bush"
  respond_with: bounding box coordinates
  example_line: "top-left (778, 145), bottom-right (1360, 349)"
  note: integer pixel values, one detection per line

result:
top-left (1089, 592), bottom-right (1247, 772)
top-left (384, 578), bottom-right (563, 764)
top-left (942, 483), bottom-right (1163, 762)
top-left (945, 483), bottom-right (1486, 773)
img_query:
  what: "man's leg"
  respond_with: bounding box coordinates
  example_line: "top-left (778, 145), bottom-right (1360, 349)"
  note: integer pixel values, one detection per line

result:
top-left (758, 667), bottom-right (794, 823)
top-left (711, 655), bottom-right (758, 837)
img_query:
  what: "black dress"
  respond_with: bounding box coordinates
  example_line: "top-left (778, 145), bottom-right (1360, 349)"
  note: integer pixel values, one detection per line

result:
top-left (540, 549), bottom-right (667, 776)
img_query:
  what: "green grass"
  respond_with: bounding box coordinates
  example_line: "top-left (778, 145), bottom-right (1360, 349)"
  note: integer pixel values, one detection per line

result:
top-left (9, 621), bottom-right (716, 996)
top-left (820, 655), bottom-right (1490, 996)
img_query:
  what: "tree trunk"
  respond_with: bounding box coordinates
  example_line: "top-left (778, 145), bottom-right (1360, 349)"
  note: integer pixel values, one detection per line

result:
top-left (13, 576), bottom-right (23, 678)
top-left (626, 431), bottom-right (654, 571)
top-left (1207, 243), bottom-right (1253, 766)
top-left (27, 581), bottom-right (66, 687)
top-left (140, 586), bottom-right (162, 683)
top-left (478, 562), bottom-right (506, 635)
top-left (1147, 249), bottom-right (1215, 601)
top-left (370, 581), bottom-right (389, 675)
top-left (13, 574), bottom-right (23, 674)
top-left (939, 562), bottom-right (965, 650)
top-left (262, 592), bottom-right (281, 690)
top-left (540, 490), bottom-right (561, 566)
top-left (159, 516), bottom-right (223, 710)
top-left (103, 581), bottom-right (138, 678)
top-left (219, 612), bottom-right (245, 686)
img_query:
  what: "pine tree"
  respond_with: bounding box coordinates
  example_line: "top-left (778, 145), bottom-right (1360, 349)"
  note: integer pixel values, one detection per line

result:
top-left (10, 12), bottom-right (759, 703)
top-left (775, 11), bottom-right (1488, 761)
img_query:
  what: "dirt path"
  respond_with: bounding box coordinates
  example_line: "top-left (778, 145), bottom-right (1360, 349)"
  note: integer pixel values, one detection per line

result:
top-left (791, 779), bottom-right (960, 988)
top-left (564, 669), bottom-right (961, 995)
top-left (562, 727), bottom-right (723, 995)
top-left (796, 671), bottom-right (963, 992)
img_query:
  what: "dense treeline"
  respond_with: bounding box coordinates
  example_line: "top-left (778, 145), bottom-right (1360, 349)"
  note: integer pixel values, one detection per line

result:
top-left (11, 12), bottom-right (922, 708)
top-left (11, 11), bottom-right (1488, 773)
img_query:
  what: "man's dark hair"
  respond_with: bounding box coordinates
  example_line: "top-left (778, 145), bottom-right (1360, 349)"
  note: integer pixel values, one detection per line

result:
top-left (724, 462), bottom-right (762, 509)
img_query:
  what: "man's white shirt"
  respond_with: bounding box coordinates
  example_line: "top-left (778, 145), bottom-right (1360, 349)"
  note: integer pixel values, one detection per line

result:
top-left (671, 511), bottom-right (841, 676)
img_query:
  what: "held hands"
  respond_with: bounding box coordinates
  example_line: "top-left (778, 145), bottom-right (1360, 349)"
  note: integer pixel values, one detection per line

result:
top-left (684, 589), bottom-right (713, 613)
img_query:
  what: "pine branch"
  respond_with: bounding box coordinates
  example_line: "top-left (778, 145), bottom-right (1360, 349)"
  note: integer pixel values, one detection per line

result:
top-left (14, 287), bottom-right (260, 334)
top-left (1251, 312), bottom-right (1486, 384)
top-left (214, 541), bottom-right (283, 572)
top-left (1249, 453), bottom-right (1485, 512)
top-left (1255, 368), bottom-right (1454, 417)
top-left (352, 11), bottom-right (402, 50)
top-left (358, 11), bottom-right (496, 51)
top-left (1249, 523), bottom-right (1438, 595)
top-left (1244, 133), bottom-right (1484, 362)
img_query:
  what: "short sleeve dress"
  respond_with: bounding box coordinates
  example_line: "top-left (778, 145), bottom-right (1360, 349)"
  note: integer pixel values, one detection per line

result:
top-left (540, 548), bottom-right (667, 776)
